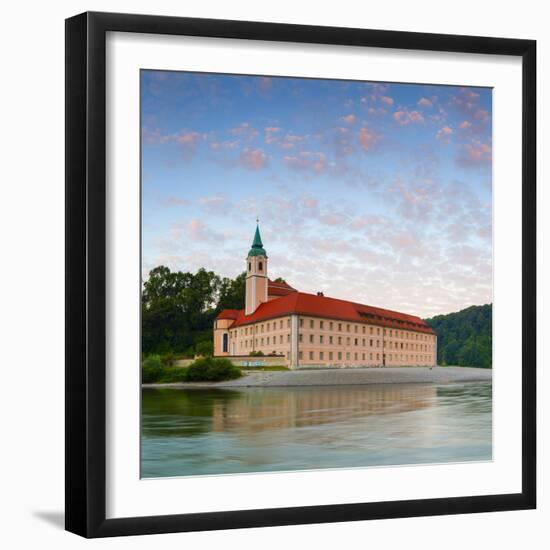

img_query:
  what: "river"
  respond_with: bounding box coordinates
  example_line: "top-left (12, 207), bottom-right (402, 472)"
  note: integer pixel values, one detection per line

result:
top-left (141, 382), bottom-right (492, 478)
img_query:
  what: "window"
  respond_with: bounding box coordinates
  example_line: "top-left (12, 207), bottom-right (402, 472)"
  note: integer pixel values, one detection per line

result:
top-left (346, 337), bottom-right (350, 345)
top-left (330, 322), bottom-right (333, 330)
top-left (362, 326), bottom-right (366, 334)
top-left (299, 318), bottom-right (304, 328)
top-left (362, 353), bottom-right (365, 360)
top-left (354, 352), bottom-right (358, 360)
top-left (370, 327), bottom-right (373, 335)
top-left (347, 324), bottom-right (350, 332)
top-left (338, 352), bottom-right (342, 360)
top-left (338, 336), bottom-right (342, 345)
top-left (309, 334), bottom-right (314, 343)
top-left (287, 334), bottom-right (290, 342)
top-left (362, 338), bottom-right (365, 346)
top-left (377, 353), bottom-right (380, 361)
top-left (346, 352), bottom-right (350, 360)
top-left (280, 335), bottom-right (283, 344)
top-left (329, 352), bottom-right (333, 360)
top-left (377, 328), bottom-right (380, 335)
top-left (354, 325), bottom-right (358, 333)
top-left (258, 261), bottom-right (263, 271)
top-left (287, 319), bottom-right (290, 328)
top-left (370, 353), bottom-right (373, 360)
top-left (222, 333), bottom-right (228, 353)
top-left (310, 319), bottom-right (314, 329)
top-left (299, 351), bottom-right (303, 360)
top-left (299, 334), bottom-right (303, 343)
top-left (370, 339), bottom-right (373, 346)
top-left (320, 320), bottom-right (324, 329)
top-left (248, 262), bottom-right (251, 271)
top-left (320, 352), bottom-right (324, 360)
top-left (309, 351), bottom-right (314, 360)
top-left (261, 338), bottom-right (264, 345)
top-left (354, 338), bottom-right (358, 346)
top-left (329, 336), bottom-right (333, 344)
top-left (320, 335), bottom-right (324, 344)
top-left (266, 337), bottom-right (270, 345)
top-left (338, 323), bottom-right (342, 331)
top-left (280, 320), bottom-right (283, 329)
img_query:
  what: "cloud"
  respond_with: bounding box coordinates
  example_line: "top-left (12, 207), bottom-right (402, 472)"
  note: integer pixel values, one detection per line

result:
top-left (142, 127), bottom-right (204, 159)
top-left (458, 120), bottom-right (472, 130)
top-left (417, 97), bottom-right (433, 108)
top-left (436, 126), bottom-right (453, 143)
top-left (380, 96), bottom-right (394, 105)
top-left (198, 196), bottom-right (227, 213)
top-left (240, 148), bottom-right (267, 170)
top-left (341, 114), bottom-right (357, 124)
top-left (171, 219), bottom-right (225, 243)
top-left (209, 139), bottom-right (240, 150)
top-left (229, 122), bottom-right (259, 141)
top-left (358, 125), bottom-right (379, 151)
top-left (457, 141), bottom-right (492, 167)
top-left (393, 110), bottom-right (425, 125)
top-left (161, 196), bottom-right (190, 207)
top-left (449, 88), bottom-right (491, 134)
top-left (257, 76), bottom-right (272, 92)
top-left (283, 151), bottom-right (327, 174)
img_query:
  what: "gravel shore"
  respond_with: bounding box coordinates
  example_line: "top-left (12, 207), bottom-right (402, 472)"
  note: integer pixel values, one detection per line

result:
top-left (143, 366), bottom-right (492, 389)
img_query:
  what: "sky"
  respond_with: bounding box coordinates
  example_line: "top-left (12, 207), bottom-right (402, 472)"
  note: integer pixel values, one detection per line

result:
top-left (141, 70), bottom-right (492, 318)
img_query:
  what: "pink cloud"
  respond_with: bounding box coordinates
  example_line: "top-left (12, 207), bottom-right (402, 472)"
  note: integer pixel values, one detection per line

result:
top-left (229, 122), bottom-right (259, 141)
top-left (283, 151), bottom-right (327, 174)
top-left (436, 126), bottom-right (453, 143)
top-left (240, 148), bottom-right (267, 170)
top-left (161, 196), bottom-right (189, 207)
top-left (459, 120), bottom-right (472, 130)
top-left (457, 141), bottom-right (492, 167)
top-left (380, 96), bottom-right (394, 105)
top-left (341, 114), bottom-right (357, 124)
top-left (209, 139), bottom-right (239, 150)
top-left (358, 125), bottom-right (379, 150)
top-left (417, 97), bottom-right (433, 108)
top-left (393, 110), bottom-right (425, 125)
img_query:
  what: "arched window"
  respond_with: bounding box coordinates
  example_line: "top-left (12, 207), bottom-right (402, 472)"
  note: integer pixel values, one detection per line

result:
top-left (248, 262), bottom-right (251, 271)
top-left (258, 261), bottom-right (263, 271)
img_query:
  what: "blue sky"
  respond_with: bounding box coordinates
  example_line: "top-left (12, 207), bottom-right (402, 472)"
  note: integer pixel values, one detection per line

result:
top-left (141, 70), bottom-right (492, 318)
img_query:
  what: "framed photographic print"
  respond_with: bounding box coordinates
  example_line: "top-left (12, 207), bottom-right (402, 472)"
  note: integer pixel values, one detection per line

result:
top-left (65, 11), bottom-right (536, 538)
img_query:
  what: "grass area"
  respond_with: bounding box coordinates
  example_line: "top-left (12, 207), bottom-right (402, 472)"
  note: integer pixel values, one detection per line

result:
top-left (142, 355), bottom-right (241, 383)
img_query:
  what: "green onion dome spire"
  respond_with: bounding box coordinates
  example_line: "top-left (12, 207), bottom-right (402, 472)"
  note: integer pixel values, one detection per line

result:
top-left (248, 222), bottom-right (267, 257)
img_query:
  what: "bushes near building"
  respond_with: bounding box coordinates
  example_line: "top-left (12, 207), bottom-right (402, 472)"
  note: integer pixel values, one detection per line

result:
top-left (141, 355), bottom-right (241, 384)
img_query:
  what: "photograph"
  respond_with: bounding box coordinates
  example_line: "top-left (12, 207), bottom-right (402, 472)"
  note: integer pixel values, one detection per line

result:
top-left (140, 70), bottom-right (493, 479)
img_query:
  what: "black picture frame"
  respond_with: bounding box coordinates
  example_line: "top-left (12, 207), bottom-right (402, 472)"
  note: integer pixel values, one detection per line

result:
top-left (65, 11), bottom-right (536, 538)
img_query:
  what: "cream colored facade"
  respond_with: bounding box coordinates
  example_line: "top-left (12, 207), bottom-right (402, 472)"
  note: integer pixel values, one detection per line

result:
top-left (215, 314), bottom-right (437, 368)
top-left (213, 224), bottom-right (437, 368)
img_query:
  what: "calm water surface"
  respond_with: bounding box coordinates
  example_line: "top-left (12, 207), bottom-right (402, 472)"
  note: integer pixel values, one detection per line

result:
top-left (141, 382), bottom-right (492, 478)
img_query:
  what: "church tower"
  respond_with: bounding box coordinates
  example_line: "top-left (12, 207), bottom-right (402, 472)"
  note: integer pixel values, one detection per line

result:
top-left (245, 223), bottom-right (268, 315)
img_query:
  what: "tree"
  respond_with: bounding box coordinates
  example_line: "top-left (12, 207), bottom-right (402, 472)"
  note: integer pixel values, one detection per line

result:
top-left (425, 304), bottom-right (492, 368)
top-left (141, 266), bottom-right (247, 356)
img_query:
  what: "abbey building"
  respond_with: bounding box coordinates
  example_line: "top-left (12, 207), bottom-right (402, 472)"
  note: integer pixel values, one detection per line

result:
top-left (214, 224), bottom-right (437, 368)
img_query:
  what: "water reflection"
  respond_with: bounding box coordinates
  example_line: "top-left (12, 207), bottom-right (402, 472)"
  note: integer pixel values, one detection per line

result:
top-left (141, 382), bottom-right (492, 478)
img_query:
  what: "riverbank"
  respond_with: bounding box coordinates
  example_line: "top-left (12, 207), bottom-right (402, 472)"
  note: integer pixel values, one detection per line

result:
top-left (142, 366), bottom-right (492, 388)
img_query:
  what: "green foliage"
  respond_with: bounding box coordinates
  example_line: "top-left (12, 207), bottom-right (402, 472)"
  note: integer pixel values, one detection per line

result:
top-left (249, 350), bottom-right (265, 357)
top-left (195, 340), bottom-right (213, 357)
top-left (425, 304), bottom-right (492, 369)
top-left (142, 356), bottom-right (241, 383)
top-left (142, 355), bottom-right (164, 383)
top-left (185, 357), bottom-right (242, 382)
top-left (141, 266), bottom-right (246, 356)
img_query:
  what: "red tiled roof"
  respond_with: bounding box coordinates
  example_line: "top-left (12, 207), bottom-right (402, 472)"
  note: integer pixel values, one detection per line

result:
top-left (268, 278), bottom-right (297, 297)
top-left (217, 292), bottom-right (435, 334)
top-left (215, 309), bottom-right (240, 320)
